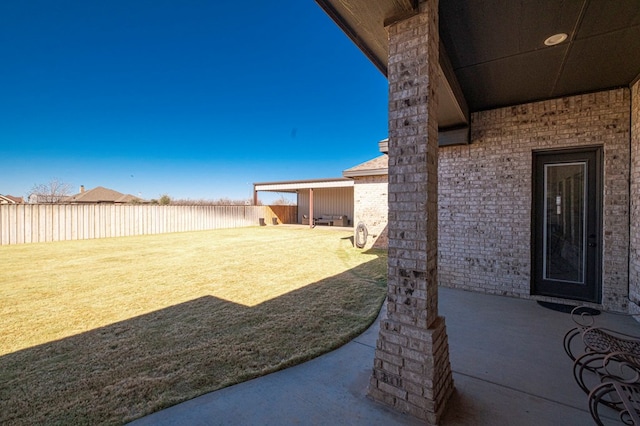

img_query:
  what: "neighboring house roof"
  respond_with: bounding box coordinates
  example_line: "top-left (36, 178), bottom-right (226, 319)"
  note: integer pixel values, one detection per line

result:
top-left (0, 194), bottom-right (24, 204)
top-left (343, 155), bottom-right (388, 178)
top-left (63, 186), bottom-right (142, 204)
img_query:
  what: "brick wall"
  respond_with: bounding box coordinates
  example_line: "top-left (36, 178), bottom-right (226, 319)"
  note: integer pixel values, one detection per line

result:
top-left (439, 89), bottom-right (631, 311)
top-left (630, 81), bottom-right (640, 314)
top-left (353, 174), bottom-right (388, 249)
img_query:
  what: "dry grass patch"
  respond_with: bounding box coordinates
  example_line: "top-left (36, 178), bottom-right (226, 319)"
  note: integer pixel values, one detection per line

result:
top-left (0, 226), bottom-right (386, 425)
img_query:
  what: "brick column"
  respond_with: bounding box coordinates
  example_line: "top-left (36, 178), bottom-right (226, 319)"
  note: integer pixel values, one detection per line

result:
top-left (630, 80), bottom-right (640, 313)
top-left (368, 0), bottom-right (454, 423)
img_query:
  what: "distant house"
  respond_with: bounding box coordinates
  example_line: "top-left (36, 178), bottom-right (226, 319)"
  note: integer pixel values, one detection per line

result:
top-left (0, 194), bottom-right (24, 204)
top-left (27, 193), bottom-right (66, 204)
top-left (63, 186), bottom-right (143, 204)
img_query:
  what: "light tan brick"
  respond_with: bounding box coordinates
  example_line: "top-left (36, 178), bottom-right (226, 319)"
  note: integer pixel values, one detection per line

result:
top-left (440, 88), bottom-right (631, 311)
top-left (369, 1), bottom-right (453, 424)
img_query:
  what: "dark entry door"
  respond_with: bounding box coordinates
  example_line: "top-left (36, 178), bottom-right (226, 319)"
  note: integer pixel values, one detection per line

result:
top-left (532, 148), bottom-right (602, 303)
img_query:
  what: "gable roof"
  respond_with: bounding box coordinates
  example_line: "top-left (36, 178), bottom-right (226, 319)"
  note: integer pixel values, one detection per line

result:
top-left (63, 186), bottom-right (142, 204)
top-left (0, 194), bottom-right (24, 204)
top-left (343, 155), bottom-right (388, 178)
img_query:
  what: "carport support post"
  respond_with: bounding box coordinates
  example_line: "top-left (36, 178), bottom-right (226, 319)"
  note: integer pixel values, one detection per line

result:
top-left (309, 188), bottom-right (314, 228)
top-left (368, 1), bottom-right (454, 423)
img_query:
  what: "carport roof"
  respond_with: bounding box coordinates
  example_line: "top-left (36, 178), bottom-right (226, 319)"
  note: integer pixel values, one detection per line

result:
top-left (253, 178), bottom-right (353, 193)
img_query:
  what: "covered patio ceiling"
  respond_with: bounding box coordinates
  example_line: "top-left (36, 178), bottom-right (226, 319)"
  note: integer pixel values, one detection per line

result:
top-left (315, 0), bottom-right (640, 129)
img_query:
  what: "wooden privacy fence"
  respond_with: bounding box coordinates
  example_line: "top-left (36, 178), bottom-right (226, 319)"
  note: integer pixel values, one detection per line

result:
top-left (0, 204), bottom-right (297, 245)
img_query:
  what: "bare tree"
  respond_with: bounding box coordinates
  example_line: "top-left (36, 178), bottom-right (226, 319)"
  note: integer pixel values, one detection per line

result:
top-left (271, 195), bottom-right (296, 206)
top-left (167, 197), bottom-right (257, 206)
top-left (29, 178), bottom-right (73, 203)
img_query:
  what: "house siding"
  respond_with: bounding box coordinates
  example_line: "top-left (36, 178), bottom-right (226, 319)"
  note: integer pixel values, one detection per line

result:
top-left (439, 88), bottom-right (631, 311)
top-left (353, 175), bottom-right (388, 248)
top-left (630, 81), bottom-right (640, 315)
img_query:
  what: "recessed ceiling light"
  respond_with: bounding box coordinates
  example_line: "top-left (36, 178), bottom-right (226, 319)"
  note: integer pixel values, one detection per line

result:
top-left (544, 33), bottom-right (568, 46)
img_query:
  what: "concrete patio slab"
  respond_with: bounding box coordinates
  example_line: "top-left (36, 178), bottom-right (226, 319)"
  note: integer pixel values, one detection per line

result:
top-left (130, 287), bottom-right (640, 425)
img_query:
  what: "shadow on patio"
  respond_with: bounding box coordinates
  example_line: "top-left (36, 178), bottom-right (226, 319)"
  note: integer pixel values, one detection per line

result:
top-left (131, 287), bottom-right (640, 425)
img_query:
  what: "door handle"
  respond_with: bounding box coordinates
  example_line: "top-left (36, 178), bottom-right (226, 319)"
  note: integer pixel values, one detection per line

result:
top-left (588, 242), bottom-right (597, 247)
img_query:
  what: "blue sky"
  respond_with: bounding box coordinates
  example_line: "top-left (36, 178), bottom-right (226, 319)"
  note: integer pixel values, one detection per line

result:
top-left (1, 1), bottom-right (387, 202)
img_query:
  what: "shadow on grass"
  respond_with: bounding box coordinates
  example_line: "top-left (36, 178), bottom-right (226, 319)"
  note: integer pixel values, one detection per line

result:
top-left (0, 257), bottom-right (387, 425)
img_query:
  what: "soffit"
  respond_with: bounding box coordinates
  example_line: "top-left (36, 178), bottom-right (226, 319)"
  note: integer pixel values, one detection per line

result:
top-left (316, 0), bottom-right (640, 119)
top-left (315, 0), bottom-right (469, 129)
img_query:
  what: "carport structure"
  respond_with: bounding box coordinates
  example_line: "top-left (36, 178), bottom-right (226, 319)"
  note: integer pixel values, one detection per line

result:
top-left (253, 178), bottom-right (354, 227)
top-left (315, 0), bottom-right (640, 423)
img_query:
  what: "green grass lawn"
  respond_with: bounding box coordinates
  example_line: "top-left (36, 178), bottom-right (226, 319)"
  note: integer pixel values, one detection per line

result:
top-left (0, 226), bottom-right (387, 425)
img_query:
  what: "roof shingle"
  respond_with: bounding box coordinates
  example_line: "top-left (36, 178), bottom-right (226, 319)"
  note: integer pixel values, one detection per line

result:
top-left (343, 155), bottom-right (388, 177)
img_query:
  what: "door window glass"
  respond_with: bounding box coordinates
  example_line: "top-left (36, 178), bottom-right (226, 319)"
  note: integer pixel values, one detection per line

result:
top-left (543, 162), bottom-right (586, 284)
